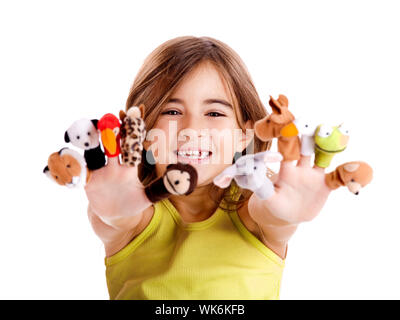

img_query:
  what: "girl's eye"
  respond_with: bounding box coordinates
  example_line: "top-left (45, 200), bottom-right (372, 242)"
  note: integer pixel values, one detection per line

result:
top-left (162, 110), bottom-right (181, 116)
top-left (207, 112), bottom-right (225, 117)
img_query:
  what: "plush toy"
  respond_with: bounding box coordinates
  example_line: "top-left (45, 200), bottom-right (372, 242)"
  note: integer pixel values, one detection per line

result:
top-left (314, 124), bottom-right (350, 168)
top-left (144, 163), bottom-right (198, 203)
top-left (64, 119), bottom-right (106, 170)
top-left (254, 95), bottom-right (301, 161)
top-left (325, 161), bottom-right (373, 195)
top-left (97, 113), bottom-right (121, 158)
top-left (43, 147), bottom-right (91, 188)
top-left (119, 104), bottom-right (146, 167)
top-left (292, 118), bottom-right (318, 157)
top-left (213, 151), bottom-right (283, 200)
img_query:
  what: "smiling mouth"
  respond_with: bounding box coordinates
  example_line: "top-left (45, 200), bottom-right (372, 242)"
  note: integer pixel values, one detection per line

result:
top-left (315, 144), bottom-right (347, 153)
top-left (175, 150), bottom-right (212, 160)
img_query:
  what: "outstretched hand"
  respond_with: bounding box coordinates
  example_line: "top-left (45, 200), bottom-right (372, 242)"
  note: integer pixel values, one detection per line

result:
top-left (250, 155), bottom-right (331, 225)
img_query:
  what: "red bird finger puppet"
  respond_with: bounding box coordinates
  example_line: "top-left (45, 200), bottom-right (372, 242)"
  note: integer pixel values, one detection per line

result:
top-left (97, 113), bottom-right (121, 159)
top-left (144, 163), bottom-right (198, 203)
top-left (119, 104), bottom-right (146, 167)
top-left (254, 94), bottom-right (301, 161)
top-left (43, 147), bottom-right (91, 188)
top-left (325, 161), bottom-right (373, 195)
top-left (64, 118), bottom-right (106, 170)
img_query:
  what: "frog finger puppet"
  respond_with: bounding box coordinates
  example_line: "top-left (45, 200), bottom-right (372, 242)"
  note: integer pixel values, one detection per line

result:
top-left (314, 123), bottom-right (350, 168)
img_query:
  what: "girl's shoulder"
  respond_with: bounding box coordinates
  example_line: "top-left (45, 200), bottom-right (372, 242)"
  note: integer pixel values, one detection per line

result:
top-left (236, 198), bottom-right (264, 241)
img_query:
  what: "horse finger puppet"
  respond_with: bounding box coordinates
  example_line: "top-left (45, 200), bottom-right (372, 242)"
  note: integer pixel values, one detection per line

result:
top-left (325, 161), bottom-right (373, 195)
top-left (254, 95), bottom-right (301, 161)
top-left (119, 104), bottom-right (147, 167)
top-left (97, 113), bottom-right (121, 159)
top-left (314, 123), bottom-right (349, 168)
top-left (213, 151), bottom-right (283, 200)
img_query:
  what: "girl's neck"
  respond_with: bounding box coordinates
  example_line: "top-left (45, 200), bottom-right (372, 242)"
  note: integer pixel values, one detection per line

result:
top-left (168, 183), bottom-right (224, 223)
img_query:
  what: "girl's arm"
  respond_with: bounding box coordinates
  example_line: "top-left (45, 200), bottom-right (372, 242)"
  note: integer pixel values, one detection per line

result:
top-left (84, 157), bottom-right (154, 257)
top-left (247, 156), bottom-right (331, 259)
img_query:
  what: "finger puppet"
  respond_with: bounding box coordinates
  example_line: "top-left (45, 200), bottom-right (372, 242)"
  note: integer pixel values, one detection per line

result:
top-left (119, 104), bottom-right (147, 167)
top-left (97, 113), bottom-right (121, 158)
top-left (64, 119), bottom-right (106, 170)
top-left (213, 151), bottom-right (283, 200)
top-left (144, 163), bottom-right (198, 203)
top-left (325, 161), bottom-right (373, 195)
top-left (292, 118), bottom-right (318, 156)
top-left (314, 124), bottom-right (349, 168)
top-left (43, 147), bottom-right (91, 188)
top-left (254, 95), bottom-right (301, 161)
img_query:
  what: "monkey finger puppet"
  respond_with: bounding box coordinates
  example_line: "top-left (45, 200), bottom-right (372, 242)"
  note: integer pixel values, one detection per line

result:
top-left (97, 113), bottom-right (121, 159)
top-left (43, 147), bottom-right (91, 188)
top-left (325, 161), bottom-right (373, 195)
top-left (119, 104), bottom-right (146, 167)
top-left (254, 95), bottom-right (301, 161)
top-left (64, 118), bottom-right (106, 170)
top-left (314, 123), bottom-right (350, 168)
top-left (144, 163), bottom-right (198, 203)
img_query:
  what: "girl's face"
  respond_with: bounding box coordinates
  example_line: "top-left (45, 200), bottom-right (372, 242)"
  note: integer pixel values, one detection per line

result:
top-left (146, 61), bottom-right (251, 186)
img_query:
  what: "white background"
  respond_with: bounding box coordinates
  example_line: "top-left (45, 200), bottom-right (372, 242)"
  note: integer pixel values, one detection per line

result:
top-left (1, 0), bottom-right (399, 299)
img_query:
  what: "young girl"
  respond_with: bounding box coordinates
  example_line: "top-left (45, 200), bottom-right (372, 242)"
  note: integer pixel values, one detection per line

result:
top-left (84, 36), bottom-right (331, 300)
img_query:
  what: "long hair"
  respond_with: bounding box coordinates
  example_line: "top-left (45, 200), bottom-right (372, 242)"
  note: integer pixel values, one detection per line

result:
top-left (125, 36), bottom-right (272, 211)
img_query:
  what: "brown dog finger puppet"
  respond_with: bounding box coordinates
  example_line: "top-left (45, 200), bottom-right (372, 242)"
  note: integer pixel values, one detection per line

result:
top-left (325, 161), bottom-right (373, 195)
top-left (97, 113), bottom-right (121, 159)
top-left (43, 147), bottom-right (91, 188)
top-left (254, 94), bottom-right (301, 161)
top-left (64, 119), bottom-right (106, 170)
top-left (119, 104), bottom-right (146, 167)
top-left (144, 163), bottom-right (198, 203)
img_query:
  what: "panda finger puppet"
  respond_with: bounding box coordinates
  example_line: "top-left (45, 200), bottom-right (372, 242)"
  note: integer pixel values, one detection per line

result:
top-left (64, 119), bottom-right (106, 170)
top-left (144, 163), bottom-right (198, 203)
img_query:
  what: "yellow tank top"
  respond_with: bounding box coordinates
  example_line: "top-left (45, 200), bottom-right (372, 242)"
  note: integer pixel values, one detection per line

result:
top-left (104, 185), bottom-right (285, 300)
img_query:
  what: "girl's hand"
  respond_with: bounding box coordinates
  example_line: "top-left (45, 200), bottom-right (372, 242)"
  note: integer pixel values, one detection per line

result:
top-left (249, 155), bottom-right (331, 226)
top-left (84, 157), bottom-right (152, 238)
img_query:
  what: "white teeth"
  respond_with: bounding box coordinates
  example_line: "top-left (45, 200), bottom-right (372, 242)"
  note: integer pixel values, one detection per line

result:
top-left (177, 150), bottom-right (210, 159)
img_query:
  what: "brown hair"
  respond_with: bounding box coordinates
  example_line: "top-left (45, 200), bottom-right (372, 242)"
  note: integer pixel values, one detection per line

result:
top-left (125, 36), bottom-right (272, 211)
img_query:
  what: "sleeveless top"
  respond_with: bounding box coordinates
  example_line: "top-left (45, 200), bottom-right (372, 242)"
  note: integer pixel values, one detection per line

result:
top-left (104, 184), bottom-right (285, 299)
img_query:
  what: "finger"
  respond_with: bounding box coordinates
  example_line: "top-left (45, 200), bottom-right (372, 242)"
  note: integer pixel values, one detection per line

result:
top-left (313, 163), bottom-right (325, 173)
top-left (297, 155), bottom-right (312, 168)
top-left (280, 160), bottom-right (295, 172)
top-left (107, 155), bottom-right (120, 167)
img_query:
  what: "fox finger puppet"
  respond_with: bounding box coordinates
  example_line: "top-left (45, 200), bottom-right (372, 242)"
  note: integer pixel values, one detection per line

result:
top-left (119, 104), bottom-right (147, 167)
top-left (314, 123), bottom-right (350, 168)
top-left (43, 147), bottom-right (91, 188)
top-left (213, 151), bottom-right (283, 200)
top-left (254, 95), bottom-right (301, 161)
top-left (144, 163), bottom-right (198, 203)
top-left (97, 113), bottom-right (121, 159)
top-left (325, 161), bottom-right (373, 195)
top-left (64, 118), bottom-right (106, 170)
